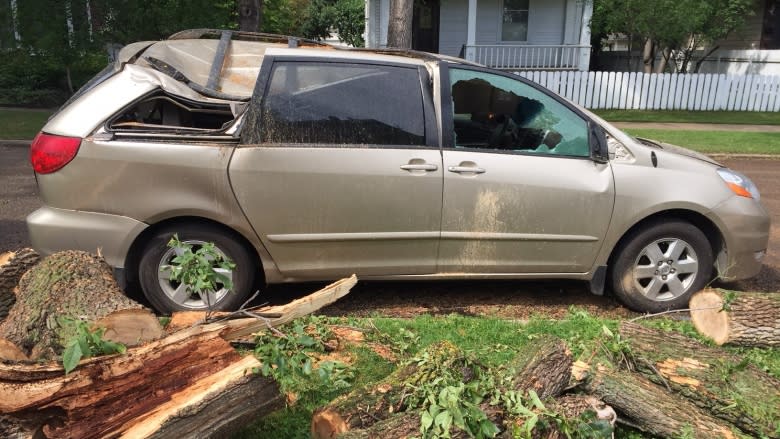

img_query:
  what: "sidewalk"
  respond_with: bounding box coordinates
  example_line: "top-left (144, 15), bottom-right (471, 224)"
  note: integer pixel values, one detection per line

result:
top-left (611, 122), bottom-right (780, 132)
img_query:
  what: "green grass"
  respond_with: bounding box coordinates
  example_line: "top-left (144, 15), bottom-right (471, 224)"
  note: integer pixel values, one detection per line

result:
top-left (622, 128), bottom-right (780, 154)
top-left (234, 310), bottom-right (780, 438)
top-left (593, 109), bottom-right (780, 125)
top-left (0, 108), bottom-right (52, 139)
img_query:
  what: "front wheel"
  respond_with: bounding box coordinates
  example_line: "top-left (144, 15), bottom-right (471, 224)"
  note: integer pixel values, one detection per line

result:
top-left (610, 220), bottom-right (713, 312)
top-left (138, 225), bottom-right (256, 314)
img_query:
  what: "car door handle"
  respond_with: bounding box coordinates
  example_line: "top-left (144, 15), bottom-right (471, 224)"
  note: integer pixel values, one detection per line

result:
top-left (448, 166), bottom-right (486, 174)
top-left (400, 164), bottom-right (438, 171)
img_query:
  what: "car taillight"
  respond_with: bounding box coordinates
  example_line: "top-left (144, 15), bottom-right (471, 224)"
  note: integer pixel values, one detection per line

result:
top-left (30, 133), bottom-right (82, 174)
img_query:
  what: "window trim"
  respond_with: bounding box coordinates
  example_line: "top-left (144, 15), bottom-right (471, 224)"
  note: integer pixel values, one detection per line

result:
top-left (440, 62), bottom-right (597, 160)
top-left (499, 0), bottom-right (530, 43)
top-left (239, 55), bottom-right (438, 149)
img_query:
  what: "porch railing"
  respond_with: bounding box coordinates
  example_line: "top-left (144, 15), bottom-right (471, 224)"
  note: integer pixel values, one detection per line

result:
top-left (460, 44), bottom-right (590, 71)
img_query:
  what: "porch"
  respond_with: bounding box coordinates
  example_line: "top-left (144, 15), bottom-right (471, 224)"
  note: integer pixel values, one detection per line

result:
top-left (460, 44), bottom-right (591, 71)
top-left (365, 0), bottom-right (593, 71)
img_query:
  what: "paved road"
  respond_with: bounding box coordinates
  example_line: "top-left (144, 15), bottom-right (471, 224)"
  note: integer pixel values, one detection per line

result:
top-left (0, 144), bottom-right (37, 250)
top-left (1, 144), bottom-right (777, 318)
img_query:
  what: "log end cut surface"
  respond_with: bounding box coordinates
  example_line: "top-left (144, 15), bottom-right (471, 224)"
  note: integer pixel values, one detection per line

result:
top-left (689, 289), bottom-right (729, 345)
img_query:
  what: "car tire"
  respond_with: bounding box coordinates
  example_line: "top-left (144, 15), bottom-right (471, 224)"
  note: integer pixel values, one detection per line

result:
top-left (138, 224), bottom-right (256, 314)
top-left (610, 220), bottom-right (713, 313)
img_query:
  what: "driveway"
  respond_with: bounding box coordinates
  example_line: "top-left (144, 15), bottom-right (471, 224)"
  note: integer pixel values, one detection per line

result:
top-left (1, 143), bottom-right (777, 318)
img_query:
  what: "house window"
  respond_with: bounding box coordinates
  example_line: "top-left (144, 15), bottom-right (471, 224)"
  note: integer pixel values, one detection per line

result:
top-left (502, 0), bottom-right (529, 41)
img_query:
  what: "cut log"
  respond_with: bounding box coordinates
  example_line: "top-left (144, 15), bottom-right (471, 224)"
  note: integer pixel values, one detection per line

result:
top-left (690, 288), bottom-right (780, 347)
top-left (0, 248), bottom-right (40, 322)
top-left (0, 276), bottom-right (357, 438)
top-left (582, 364), bottom-right (744, 439)
top-left (507, 335), bottom-right (572, 399)
top-left (0, 338), bottom-right (28, 362)
top-left (0, 250), bottom-right (150, 360)
top-left (620, 321), bottom-right (779, 438)
top-left (312, 335), bottom-right (572, 439)
top-left (93, 309), bottom-right (165, 346)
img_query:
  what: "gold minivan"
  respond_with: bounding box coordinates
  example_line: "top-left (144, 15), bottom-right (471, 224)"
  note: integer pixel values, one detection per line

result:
top-left (27, 30), bottom-right (770, 313)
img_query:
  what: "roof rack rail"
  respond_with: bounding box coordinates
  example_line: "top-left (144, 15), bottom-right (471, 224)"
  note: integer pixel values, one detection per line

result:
top-left (168, 28), bottom-right (330, 47)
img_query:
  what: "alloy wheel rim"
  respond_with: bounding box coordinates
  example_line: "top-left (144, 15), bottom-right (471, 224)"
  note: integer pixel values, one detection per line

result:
top-left (632, 237), bottom-right (699, 301)
top-left (157, 239), bottom-right (233, 309)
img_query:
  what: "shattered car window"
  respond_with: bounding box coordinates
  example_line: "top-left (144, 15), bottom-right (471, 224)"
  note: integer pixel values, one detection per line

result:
top-left (260, 62), bottom-right (426, 145)
top-left (449, 68), bottom-right (589, 157)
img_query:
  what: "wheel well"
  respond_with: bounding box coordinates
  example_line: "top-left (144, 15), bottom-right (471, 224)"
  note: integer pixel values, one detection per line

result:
top-left (124, 216), bottom-right (263, 287)
top-left (606, 209), bottom-right (724, 272)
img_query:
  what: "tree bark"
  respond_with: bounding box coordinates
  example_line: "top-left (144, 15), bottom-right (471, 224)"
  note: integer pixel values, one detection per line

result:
top-left (619, 322), bottom-right (779, 438)
top-left (0, 250), bottom-right (152, 361)
top-left (690, 288), bottom-right (780, 347)
top-left (0, 276), bottom-right (356, 438)
top-left (386, 0), bottom-right (413, 48)
top-left (642, 39), bottom-right (655, 74)
top-left (0, 248), bottom-right (39, 322)
top-left (238, 0), bottom-right (262, 32)
top-left (311, 335), bottom-right (572, 439)
top-left (582, 364), bottom-right (743, 439)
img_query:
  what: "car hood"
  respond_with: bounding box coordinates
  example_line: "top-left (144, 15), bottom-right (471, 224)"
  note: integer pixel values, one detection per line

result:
top-left (636, 137), bottom-right (723, 167)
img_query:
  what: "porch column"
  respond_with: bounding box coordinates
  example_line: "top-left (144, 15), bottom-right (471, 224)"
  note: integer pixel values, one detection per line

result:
top-left (466, 0), bottom-right (477, 61)
top-left (578, 0), bottom-right (593, 71)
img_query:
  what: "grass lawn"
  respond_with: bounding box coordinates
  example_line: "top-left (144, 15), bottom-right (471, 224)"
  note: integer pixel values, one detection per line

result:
top-left (0, 108), bottom-right (53, 139)
top-left (235, 311), bottom-right (780, 439)
top-left (593, 109), bottom-right (780, 125)
top-left (621, 128), bottom-right (780, 154)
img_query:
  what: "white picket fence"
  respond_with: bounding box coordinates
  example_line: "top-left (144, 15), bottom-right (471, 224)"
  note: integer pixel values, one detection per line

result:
top-left (515, 71), bottom-right (780, 112)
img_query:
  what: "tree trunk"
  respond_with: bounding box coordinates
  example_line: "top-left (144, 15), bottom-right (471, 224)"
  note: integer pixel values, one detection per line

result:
top-left (642, 39), bottom-right (655, 74)
top-left (238, 0), bottom-right (262, 32)
top-left (690, 289), bottom-right (780, 347)
top-left (0, 276), bottom-right (356, 438)
top-left (0, 325), bottom-right (282, 439)
top-left (582, 364), bottom-right (743, 439)
top-left (619, 322), bottom-right (780, 438)
top-left (0, 248), bottom-right (39, 322)
top-left (311, 336), bottom-right (572, 439)
top-left (386, 0), bottom-right (413, 48)
top-left (0, 250), bottom-right (154, 361)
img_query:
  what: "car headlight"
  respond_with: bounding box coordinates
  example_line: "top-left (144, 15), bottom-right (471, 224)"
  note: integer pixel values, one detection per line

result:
top-left (717, 168), bottom-right (760, 200)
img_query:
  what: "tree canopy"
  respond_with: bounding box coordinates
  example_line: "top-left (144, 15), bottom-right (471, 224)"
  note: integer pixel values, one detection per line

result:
top-left (591, 0), bottom-right (754, 72)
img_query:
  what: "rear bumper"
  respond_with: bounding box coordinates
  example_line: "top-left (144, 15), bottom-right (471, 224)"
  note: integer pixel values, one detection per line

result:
top-left (708, 196), bottom-right (771, 281)
top-left (26, 206), bottom-right (148, 268)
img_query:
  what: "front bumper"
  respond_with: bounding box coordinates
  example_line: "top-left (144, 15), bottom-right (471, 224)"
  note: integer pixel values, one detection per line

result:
top-left (708, 196), bottom-right (771, 281)
top-left (26, 206), bottom-right (148, 268)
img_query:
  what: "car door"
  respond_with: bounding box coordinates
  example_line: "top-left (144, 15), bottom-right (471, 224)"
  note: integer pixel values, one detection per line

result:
top-left (438, 65), bottom-right (615, 274)
top-left (230, 57), bottom-right (442, 279)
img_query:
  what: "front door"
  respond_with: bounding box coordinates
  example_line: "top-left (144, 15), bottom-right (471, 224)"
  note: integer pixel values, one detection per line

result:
top-left (439, 66), bottom-right (615, 273)
top-left (232, 59), bottom-right (442, 279)
top-left (413, 0), bottom-right (440, 53)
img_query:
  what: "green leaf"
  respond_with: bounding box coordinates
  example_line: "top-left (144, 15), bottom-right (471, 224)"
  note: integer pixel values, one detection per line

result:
top-left (528, 390), bottom-right (545, 410)
top-left (601, 325), bottom-right (614, 338)
top-left (421, 409), bottom-right (434, 430)
top-left (62, 342), bottom-right (83, 374)
top-left (434, 410), bottom-right (453, 431)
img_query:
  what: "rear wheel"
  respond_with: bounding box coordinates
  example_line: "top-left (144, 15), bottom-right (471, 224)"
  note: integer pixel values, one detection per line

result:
top-left (138, 224), bottom-right (256, 314)
top-left (610, 220), bottom-right (713, 312)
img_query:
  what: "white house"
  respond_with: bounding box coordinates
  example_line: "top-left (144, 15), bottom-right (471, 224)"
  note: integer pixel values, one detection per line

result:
top-left (364, 0), bottom-right (593, 71)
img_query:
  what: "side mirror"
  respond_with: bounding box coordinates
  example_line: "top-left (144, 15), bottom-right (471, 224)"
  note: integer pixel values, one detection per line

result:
top-left (589, 123), bottom-right (609, 164)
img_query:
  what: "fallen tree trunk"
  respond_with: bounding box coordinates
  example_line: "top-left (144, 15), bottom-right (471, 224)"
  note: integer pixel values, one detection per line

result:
top-left (690, 288), bottom-right (780, 347)
top-left (311, 335), bottom-right (572, 439)
top-left (619, 321), bottom-right (779, 438)
top-left (0, 275), bottom-right (357, 438)
top-left (0, 250), bottom-right (157, 360)
top-left (582, 364), bottom-right (744, 439)
top-left (0, 248), bottom-right (39, 322)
